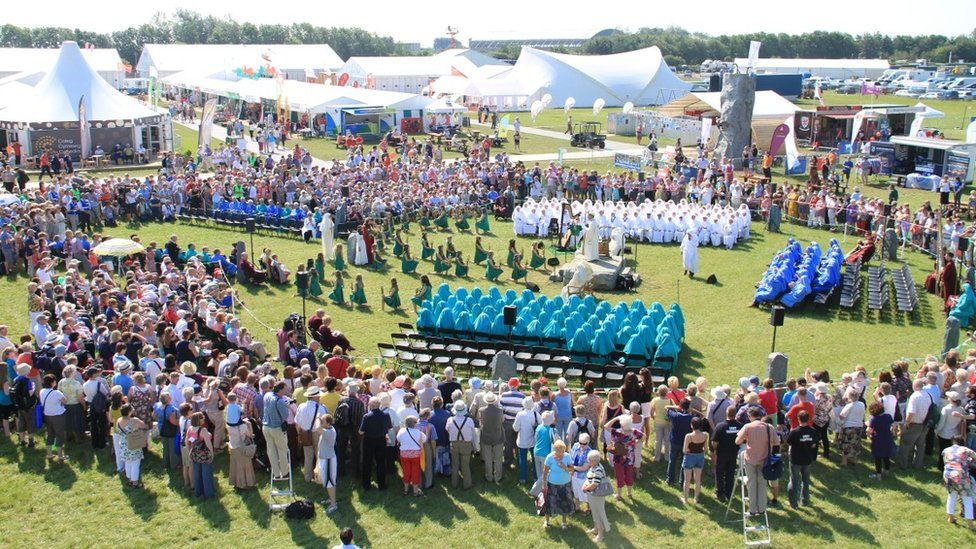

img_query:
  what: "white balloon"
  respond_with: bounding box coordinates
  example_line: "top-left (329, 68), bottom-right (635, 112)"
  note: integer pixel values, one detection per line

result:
top-left (530, 100), bottom-right (544, 122)
top-left (622, 101), bottom-right (634, 114)
top-left (592, 98), bottom-right (605, 116)
top-left (563, 97), bottom-right (576, 114)
top-left (541, 93), bottom-right (553, 106)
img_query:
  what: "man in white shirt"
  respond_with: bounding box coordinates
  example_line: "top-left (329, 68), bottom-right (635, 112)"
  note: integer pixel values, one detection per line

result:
top-left (31, 315), bottom-right (52, 346)
top-left (295, 387), bottom-right (328, 482)
top-left (0, 325), bottom-right (13, 352)
top-left (898, 379), bottom-right (931, 469)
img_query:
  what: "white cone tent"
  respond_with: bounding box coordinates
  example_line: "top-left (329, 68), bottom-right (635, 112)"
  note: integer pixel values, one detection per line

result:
top-left (0, 41), bottom-right (168, 160)
top-left (464, 46), bottom-right (691, 109)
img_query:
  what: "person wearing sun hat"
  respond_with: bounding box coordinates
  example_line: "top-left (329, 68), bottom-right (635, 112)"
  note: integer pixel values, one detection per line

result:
top-left (296, 386), bottom-right (328, 483)
top-left (480, 391), bottom-right (505, 483)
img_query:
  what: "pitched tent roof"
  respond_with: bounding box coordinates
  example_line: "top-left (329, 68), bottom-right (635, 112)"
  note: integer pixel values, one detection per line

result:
top-left (463, 46), bottom-right (691, 107)
top-left (0, 47), bottom-right (123, 75)
top-left (136, 44), bottom-right (344, 76)
top-left (0, 41), bottom-right (159, 124)
top-left (339, 49), bottom-right (507, 79)
top-left (657, 91), bottom-right (800, 119)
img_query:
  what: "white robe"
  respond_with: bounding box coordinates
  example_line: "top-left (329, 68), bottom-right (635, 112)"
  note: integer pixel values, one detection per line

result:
top-left (681, 233), bottom-right (699, 274)
top-left (347, 233), bottom-right (360, 264)
top-left (354, 234), bottom-right (369, 266)
top-left (580, 221), bottom-right (600, 261)
top-left (609, 228), bottom-right (626, 258)
top-left (319, 213), bottom-right (335, 261)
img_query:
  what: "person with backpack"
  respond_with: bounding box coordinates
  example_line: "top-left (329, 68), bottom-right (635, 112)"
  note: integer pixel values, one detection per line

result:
top-left (186, 411), bottom-right (215, 498)
top-left (39, 374), bottom-right (68, 462)
top-left (83, 366), bottom-right (110, 450)
top-left (116, 404), bottom-right (148, 488)
top-left (11, 363), bottom-right (37, 447)
top-left (566, 405), bottom-right (595, 446)
top-left (155, 392), bottom-right (181, 470)
top-left (335, 381), bottom-right (365, 477)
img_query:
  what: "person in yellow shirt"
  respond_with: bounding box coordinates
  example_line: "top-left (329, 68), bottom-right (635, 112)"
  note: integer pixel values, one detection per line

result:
top-left (762, 151), bottom-right (773, 180)
top-left (321, 377), bottom-right (342, 414)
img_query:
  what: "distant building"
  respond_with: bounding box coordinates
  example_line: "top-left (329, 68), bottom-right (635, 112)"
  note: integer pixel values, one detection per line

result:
top-left (398, 43), bottom-right (422, 53)
top-left (733, 57), bottom-right (890, 79)
top-left (135, 44), bottom-right (344, 80)
top-left (0, 47), bottom-right (126, 88)
top-left (469, 38), bottom-right (586, 51)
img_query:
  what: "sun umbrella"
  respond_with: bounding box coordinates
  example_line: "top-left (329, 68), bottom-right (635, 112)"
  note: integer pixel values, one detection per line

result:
top-left (0, 193), bottom-right (21, 207)
top-left (92, 238), bottom-right (145, 256)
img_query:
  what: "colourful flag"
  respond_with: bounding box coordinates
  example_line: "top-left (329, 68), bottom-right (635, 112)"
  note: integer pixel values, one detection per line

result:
top-left (768, 123), bottom-right (790, 156)
top-left (860, 82), bottom-right (880, 97)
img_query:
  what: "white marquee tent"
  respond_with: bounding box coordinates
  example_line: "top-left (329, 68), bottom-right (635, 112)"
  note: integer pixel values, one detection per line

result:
top-left (0, 41), bottom-right (169, 160)
top-left (136, 44), bottom-right (344, 80)
top-left (462, 46), bottom-right (691, 109)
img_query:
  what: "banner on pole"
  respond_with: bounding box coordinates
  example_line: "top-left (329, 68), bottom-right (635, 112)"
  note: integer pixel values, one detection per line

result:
top-left (78, 95), bottom-right (91, 159)
top-left (199, 97), bottom-right (217, 149)
top-left (747, 41), bottom-right (761, 70)
top-left (700, 117), bottom-right (713, 144)
top-left (768, 123), bottom-right (790, 156)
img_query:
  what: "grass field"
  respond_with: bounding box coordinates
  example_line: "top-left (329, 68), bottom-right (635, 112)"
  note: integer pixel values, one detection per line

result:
top-left (0, 214), bottom-right (966, 547)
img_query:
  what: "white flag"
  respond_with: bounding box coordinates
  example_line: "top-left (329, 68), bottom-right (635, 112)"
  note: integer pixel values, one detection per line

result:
top-left (700, 117), bottom-right (712, 144)
top-left (747, 41), bottom-right (761, 70)
top-left (784, 115), bottom-right (801, 171)
top-left (966, 119), bottom-right (976, 143)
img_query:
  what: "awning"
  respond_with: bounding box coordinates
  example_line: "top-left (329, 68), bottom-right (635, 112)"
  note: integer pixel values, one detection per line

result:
top-left (341, 107), bottom-right (393, 115)
top-left (820, 113), bottom-right (857, 120)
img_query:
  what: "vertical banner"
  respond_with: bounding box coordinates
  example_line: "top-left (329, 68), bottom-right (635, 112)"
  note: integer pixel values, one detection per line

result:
top-left (967, 119), bottom-right (976, 144)
top-left (747, 40), bottom-right (761, 70)
top-left (768, 123), bottom-right (790, 156)
top-left (700, 117), bottom-right (713, 144)
top-left (79, 95), bottom-right (91, 160)
top-left (783, 116), bottom-right (801, 172)
top-left (850, 110), bottom-right (867, 144)
top-left (199, 97), bottom-right (217, 150)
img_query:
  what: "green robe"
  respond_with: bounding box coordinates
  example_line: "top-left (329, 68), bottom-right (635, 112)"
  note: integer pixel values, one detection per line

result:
top-left (475, 211), bottom-right (490, 233)
top-left (421, 242), bottom-right (435, 260)
top-left (384, 289), bottom-right (401, 309)
top-left (434, 212), bottom-right (449, 229)
top-left (393, 240), bottom-right (404, 257)
top-left (420, 216), bottom-right (431, 228)
top-left (401, 257), bottom-right (419, 274)
top-left (411, 285), bottom-right (432, 308)
top-left (529, 250), bottom-right (545, 269)
top-left (332, 255), bottom-right (345, 272)
top-left (506, 249), bottom-right (515, 268)
top-left (486, 261), bottom-right (503, 282)
top-left (455, 213), bottom-right (470, 231)
top-left (455, 258), bottom-right (469, 277)
top-left (350, 283), bottom-right (367, 306)
top-left (328, 279), bottom-right (345, 305)
top-left (371, 256), bottom-right (387, 270)
top-left (314, 258), bottom-right (326, 283)
top-left (308, 274), bottom-right (324, 297)
top-left (433, 256), bottom-right (451, 274)
top-left (511, 264), bottom-right (527, 281)
top-left (473, 246), bottom-right (488, 265)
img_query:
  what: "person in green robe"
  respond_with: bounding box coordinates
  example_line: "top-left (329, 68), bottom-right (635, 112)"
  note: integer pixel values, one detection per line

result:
top-left (332, 244), bottom-right (345, 272)
top-left (382, 278), bottom-right (402, 311)
top-left (371, 247), bottom-right (387, 270)
top-left (434, 210), bottom-right (450, 230)
top-left (411, 275), bottom-right (432, 312)
top-left (445, 236), bottom-right (457, 258)
top-left (349, 274), bottom-right (368, 307)
top-left (485, 251), bottom-right (504, 282)
top-left (475, 209), bottom-right (490, 234)
top-left (392, 230), bottom-right (405, 257)
top-left (529, 241), bottom-right (546, 269)
top-left (473, 237), bottom-right (488, 265)
top-left (315, 253), bottom-right (327, 283)
top-left (455, 208), bottom-right (470, 231)
top-left (420, 233), bottom-right (435, 260)
top-left (400, 212), bottom-right (411, 232)
top-left (511, 251), bottom-right (528, 282)
top-left (433, 246), bottom-right (451, 274)
top-left (454, 251), bottom-right (469, 277)
top-left (328, 271), bottom-right (345, 305)
top-left (419, 209), bottom-right (432, 229)
top-left (401, 245), bottom-right (419, 274)
top-left (506, 239), bottom-right (518, 268)
top-left (308, 267), bottom-right (324, 298)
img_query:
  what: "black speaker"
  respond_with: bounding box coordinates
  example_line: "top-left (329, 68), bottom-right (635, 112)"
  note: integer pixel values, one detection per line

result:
top-left (638, 171), bottom-right (645, 182)
top-left (503, 305), bottom-right (517, 326)
top-left (525, 282), bottom-right (540, 292)
top-left (296, 271), bottom-right (310, 291)
top-left (709, 74), bottom-right (721, 92)
top-left (770, 305), bottom-right (785, 327)
top-left (706, 274), bottom-right (717, 284)
top-left (245, 217), bottom-right (256, 233)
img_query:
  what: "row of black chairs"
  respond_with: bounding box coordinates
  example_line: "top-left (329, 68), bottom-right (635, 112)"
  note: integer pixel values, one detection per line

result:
top-left (379, 326), bottom-right (671, 387)
top-left (176, 208), bottom-right (367, 239)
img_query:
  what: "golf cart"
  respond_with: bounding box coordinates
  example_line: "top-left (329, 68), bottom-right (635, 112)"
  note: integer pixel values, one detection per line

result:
top-left (570, 122), bottom-right (606, 149)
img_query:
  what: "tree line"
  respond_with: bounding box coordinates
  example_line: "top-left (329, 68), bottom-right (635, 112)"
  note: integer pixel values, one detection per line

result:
top-left (0, 10), bottom-right (404, 66)
top-left (581, 27), bottom-right (976, 67)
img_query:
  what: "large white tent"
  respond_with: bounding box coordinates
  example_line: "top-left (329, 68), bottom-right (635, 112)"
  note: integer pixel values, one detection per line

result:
top-left (136, 44), bottom-right (344, 80)
top-left (0, 47), bottom-right (126, 88)
top-left (337, 49), bottom-right (508, 94)
top-left (0, 41), bottom-right (169, 160)
top-left (462, 46), bottom-right (691, 109)
top-left (733, 57), bottom-right (889, 79)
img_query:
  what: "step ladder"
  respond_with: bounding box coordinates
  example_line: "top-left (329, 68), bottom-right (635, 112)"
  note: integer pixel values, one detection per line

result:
top-left (269, 450), bottom-right (295, 512)
top-left (724, 453), bottom-right (771, 547)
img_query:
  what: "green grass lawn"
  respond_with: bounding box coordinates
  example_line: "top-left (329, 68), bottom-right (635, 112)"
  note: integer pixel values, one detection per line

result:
top-left (0, 215), bottom-right (964, 546)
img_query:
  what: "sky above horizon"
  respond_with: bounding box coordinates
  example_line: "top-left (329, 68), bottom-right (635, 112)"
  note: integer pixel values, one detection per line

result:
top-left (7, 0), bottom-right (975, 46)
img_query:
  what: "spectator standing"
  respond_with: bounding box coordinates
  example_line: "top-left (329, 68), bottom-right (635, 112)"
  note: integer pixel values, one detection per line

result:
top-left (867, 401), bottom-right (895, 480)
top-left (712, 406), bottom-right (742, 502)
top-left (785, 410), bottom-right (818, 509)
top-left (735, 407), bottom-right (772, 516)
top-left (479, 392), bottom-right (505, 484)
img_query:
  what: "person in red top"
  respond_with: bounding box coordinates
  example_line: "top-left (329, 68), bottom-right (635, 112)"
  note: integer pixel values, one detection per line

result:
top-left (758, 378), bottom-right (779, 421)
top-left (38, 151), bottom-right (53, 180)
top-left (785, 387), bottom-right (816, 429)
top-left (325, 347), bottom-right (349, 379)
top-left (666, 376), bottom-right (685, 406)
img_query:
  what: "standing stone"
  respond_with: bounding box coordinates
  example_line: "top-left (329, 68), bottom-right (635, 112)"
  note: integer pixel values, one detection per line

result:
top-left (714, 73), bottom-right (756, 167)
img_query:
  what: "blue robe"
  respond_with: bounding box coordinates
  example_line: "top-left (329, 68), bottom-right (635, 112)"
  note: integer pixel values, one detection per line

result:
top-left (417, 308), bottom-right (436, 331)
top-left (950, 283), bottom-right (976, 325)
top-left (436, 309), bottom-right (455, 332)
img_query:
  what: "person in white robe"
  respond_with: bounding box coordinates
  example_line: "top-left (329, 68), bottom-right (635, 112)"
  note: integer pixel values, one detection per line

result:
top-left (664, 216), bottom-right (676, 243)
top-left (561, 263), bottom-right (593, 299)
top-left (652, 213), bottom-right (665, 243)
top-left (722, 218), bottom-right (736, 249)
top-left (347, 232), bottom-right (359, 264)
top-left (609, 227), bottom-right (626, 258)
top-left (319, 212), bottom-right (335, 261)
top-left (580, 215), bottom-right (600, 261)
top-left (354, 234), bottom-right (369, 266)
top-left (681, 231), bottom-right (699, 278)
top-left (709, 218), bottom-right (722, 247)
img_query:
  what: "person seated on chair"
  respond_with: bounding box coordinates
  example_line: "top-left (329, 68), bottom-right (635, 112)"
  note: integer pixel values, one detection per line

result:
top-left (239, 252), bottom-right (267, 284)
top-left (271, 254), bottom-right (290, 284)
